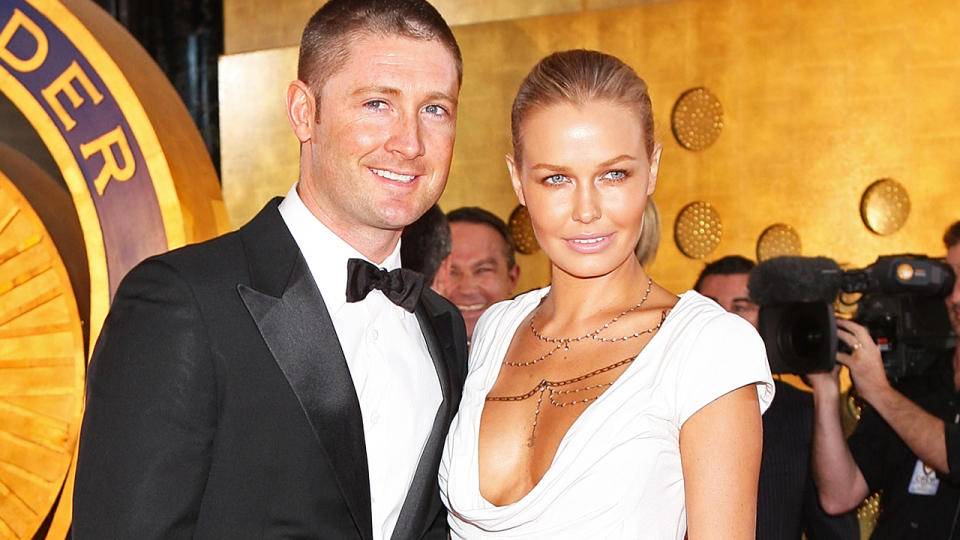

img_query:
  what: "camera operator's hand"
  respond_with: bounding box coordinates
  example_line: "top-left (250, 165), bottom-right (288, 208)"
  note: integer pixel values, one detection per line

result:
top-left (835, 319), bottom-right (891, 403)
top-left (834, 320), bottom-right (952, 476)
top-left (805, 364), bottom-right (842, 400)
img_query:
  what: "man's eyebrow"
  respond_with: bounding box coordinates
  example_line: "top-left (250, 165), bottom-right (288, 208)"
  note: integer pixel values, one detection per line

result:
top-left (732, 297), bottom-right (756, 304)
top-left (471, 258), bottom-right (498, 269)
top-left (351, 86), bottom-right (457, 105)
top-left (352, 85), bottom-right (401, 97)
top-left (426, 91), bottom-right (457, 104)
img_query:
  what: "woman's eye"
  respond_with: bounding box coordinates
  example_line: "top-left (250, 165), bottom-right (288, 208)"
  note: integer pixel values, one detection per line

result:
top-left (544, 174), bottom-right (567, 185)
top-left (602, 170), bottom-right (626, 181)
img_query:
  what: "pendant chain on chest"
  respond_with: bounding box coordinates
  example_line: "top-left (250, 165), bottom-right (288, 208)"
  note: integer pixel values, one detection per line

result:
top-left (486, 279), bottom-right (667, 447)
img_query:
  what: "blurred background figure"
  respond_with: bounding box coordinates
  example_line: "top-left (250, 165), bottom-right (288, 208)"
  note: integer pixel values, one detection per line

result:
top-left (694, 255), bottom-right (760, 327)
top-left (444, 207), bottom-right (520, 343)
top-left (634, 198), bottom-right (660, 267)
top-left (401, 204), bottom-right (453, 294)
top-left (809, 220), bottom-right (960, 540)
top-left (695, 256), bottom-right (859, 540)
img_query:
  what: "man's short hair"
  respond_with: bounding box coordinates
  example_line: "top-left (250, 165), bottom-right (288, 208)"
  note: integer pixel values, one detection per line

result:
top-left (401, 204), bottom-right (451, 283)
top-left (944, 220), bottom-right (960, 250)
top-left (693, 255), bottom-right (756, 292)
top-left (447, 207), bottom-right (516, 269)
top-left (298, 0), bottom-right (462, 98)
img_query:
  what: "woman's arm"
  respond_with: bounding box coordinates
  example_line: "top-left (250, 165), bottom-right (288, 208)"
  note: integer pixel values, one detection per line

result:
top-left (680, 385), bottom-right (762, 540)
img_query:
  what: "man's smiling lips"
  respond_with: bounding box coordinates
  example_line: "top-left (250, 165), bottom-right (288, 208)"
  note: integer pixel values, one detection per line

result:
top-left (456, 303), bottom-right (485, 313)
top-left (370, 167), bottom-right (418, 183)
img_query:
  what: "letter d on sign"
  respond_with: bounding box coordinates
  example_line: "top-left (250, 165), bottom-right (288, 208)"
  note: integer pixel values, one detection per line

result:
top-left (0, 8), bottom-right (48, 72)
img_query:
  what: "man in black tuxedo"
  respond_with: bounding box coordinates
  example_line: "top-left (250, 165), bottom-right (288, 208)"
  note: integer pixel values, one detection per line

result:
top-left (72, 1), bottom-right (467, 538)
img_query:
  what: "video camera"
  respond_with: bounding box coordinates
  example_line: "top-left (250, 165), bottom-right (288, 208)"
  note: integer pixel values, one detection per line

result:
top-left (749, 254), bottom-right (957, 379)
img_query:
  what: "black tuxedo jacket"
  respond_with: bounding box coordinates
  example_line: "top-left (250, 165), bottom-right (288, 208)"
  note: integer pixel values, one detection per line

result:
top-left (73, 199), bottom-right (468, 539)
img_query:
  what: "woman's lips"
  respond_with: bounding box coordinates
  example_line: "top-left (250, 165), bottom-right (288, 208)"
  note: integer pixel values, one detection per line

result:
top-left (565, 233), bottom-right (614, 253)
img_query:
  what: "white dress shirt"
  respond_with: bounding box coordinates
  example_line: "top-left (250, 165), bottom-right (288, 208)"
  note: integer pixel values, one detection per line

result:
top-left (279, 184), bottom-right (442, 540)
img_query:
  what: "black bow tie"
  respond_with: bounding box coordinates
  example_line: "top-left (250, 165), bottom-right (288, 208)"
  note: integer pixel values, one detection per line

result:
top-left (345, 258), bottom-right (425, 312)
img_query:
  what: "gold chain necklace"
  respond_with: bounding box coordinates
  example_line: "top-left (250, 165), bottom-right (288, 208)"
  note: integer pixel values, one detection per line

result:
top-left (487, 309), bottom-right (668, 447)
top-left (504, 278), bottom-right (654, 368)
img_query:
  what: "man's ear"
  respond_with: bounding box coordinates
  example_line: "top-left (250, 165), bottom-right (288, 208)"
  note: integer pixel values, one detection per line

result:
top-left (431, 256), bottom-right (452, 296)
top-left (505, 154), bottom-right (525, 206)
top-left (507, 263), bottom-right (521, 292)
top-left (647, 142), bottom-right (662, 196)
top-left (286, 80), bottom-right (315, 143)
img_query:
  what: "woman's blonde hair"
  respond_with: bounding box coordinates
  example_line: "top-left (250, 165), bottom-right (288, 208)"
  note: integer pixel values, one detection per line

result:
top-left (634, 198), bottom-right (661, 267)
top-left (511, 49), bottom-right (654, 164)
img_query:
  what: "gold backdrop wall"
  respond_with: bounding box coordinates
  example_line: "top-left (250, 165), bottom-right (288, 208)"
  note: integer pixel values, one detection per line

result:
top-left (219, 0), bottom-right (960, 295)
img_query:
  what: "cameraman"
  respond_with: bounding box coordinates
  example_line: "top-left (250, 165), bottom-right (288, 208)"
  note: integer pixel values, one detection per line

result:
top-left (696, 256), bottom-right (858, 540)
top-left (809, 220), bottom-right (960, 538)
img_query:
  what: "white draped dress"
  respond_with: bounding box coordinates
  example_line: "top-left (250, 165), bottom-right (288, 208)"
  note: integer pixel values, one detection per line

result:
top-left (439, 289), bottom-right (775, 539)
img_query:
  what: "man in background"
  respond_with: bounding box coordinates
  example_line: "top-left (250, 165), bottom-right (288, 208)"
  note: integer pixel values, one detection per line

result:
top-left (402, 204), bottom-right (452, 292)
top-left (696, 256), bottom-right (859, 540)
top-left (810, 221), bottom-right (960, 539)
top-left (444, 207), bottom-right (520, 342)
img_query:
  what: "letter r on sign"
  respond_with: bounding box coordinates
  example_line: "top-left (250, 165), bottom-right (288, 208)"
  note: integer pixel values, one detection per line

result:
top-left (80, 126), bottom-right (136, 195)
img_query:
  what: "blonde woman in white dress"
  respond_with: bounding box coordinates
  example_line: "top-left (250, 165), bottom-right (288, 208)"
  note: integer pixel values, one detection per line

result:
top-left (439, 50), bottom-right (775, 539)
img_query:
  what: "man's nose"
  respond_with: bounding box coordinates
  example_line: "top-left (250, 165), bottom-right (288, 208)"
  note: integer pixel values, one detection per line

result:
top-left (384, 112), bottom-right (424, 159)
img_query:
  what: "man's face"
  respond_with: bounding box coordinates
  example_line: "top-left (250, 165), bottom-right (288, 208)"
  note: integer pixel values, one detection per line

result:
top-left (294, 34), bottom-right (459, 245)
top-left (697, 272), bottom-right (760, 328)
top-left (946, 244), bottom-right (960, 333)
top-left (446, 222), bottom-right (520, 340)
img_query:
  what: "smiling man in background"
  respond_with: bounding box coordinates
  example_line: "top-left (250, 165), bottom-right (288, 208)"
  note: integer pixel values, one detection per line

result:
top-left (444, 207), bottom-right (520, 342)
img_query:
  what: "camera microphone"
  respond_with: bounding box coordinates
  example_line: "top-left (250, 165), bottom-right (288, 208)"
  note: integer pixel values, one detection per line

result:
top-left (748, 256), bottom-right (844, 305)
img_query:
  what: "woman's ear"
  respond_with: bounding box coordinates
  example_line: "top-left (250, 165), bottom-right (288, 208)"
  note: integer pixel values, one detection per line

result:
top-left (505, 154), bottom-right (526, 206)
top-left (647, 142), bottom-right (663, 196)
top-left (286, 80), bottom-right (315, 143)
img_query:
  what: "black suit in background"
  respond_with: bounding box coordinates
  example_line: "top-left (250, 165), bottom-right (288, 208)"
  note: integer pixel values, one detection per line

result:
top-left (73, 199), bottom-right (468, 539)
top-left (758, 380), bottom-right (860, 540)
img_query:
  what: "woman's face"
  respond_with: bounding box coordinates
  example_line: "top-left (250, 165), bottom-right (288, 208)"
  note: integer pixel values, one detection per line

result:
top-left (507, 99), bottom-right (661, 280)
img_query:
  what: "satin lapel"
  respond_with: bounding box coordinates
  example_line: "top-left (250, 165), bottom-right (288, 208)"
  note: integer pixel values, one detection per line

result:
top-left (238, 256), bottom-right (373, 540)
top-left (390, 303), bottom-right (456, 540)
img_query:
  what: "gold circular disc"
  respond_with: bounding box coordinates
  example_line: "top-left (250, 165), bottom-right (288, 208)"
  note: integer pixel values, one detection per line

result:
top-left (508, 205), bottom-right (540, 255)
top-left (671, 87), bottom-right (724, 151)
top-left (756, 223), bottom-right (802, 261)
top-left (0, 174), bottom-right (85, 539)
top-left (860, 178), bottom-right (910, 235)
top-left (674, 201), bottom-right (723, 259)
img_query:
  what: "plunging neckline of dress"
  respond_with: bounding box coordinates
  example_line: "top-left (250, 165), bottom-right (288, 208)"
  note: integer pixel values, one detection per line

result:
top-left (476, 288), bottom-right (682, 508)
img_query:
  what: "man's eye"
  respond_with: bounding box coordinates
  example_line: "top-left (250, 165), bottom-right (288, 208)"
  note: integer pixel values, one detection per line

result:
top-left (364, 100), bottom-right (388, 110)
top-left (424, 104), bottom-right (448, 117)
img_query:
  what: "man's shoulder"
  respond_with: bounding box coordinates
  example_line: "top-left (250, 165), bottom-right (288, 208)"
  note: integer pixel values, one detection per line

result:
top-left (893, 353), bottom-right (955, 401)
top-left (125, 198), bottom-right (288, 288)
top-left (147, 228), bottom-right (244, 276)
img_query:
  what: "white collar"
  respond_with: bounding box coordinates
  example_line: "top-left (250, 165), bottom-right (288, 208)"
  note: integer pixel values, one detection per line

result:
top-left (278, 183), bottom-right (402, 314)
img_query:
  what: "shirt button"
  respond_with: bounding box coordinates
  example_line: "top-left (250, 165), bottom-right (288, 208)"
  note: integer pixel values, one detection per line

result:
top-left (369, 328), bottom-right (379, 342)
